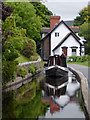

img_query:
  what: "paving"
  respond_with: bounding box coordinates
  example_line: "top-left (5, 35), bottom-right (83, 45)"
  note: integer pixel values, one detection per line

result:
top-left (68, 63), bottom-right (90, 89)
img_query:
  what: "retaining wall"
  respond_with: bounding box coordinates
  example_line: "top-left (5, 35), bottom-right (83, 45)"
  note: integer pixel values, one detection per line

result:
top-left (68, 66), bottom-right (90, 118)
top-left (3, 57), bottom-right (44, 92)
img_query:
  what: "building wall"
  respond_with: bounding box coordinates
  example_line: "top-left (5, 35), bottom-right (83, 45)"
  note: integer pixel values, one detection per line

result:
top-left (42, 36), bottom-right (50, 60)
top-left (53, 35), bottom-right (81, 57)
top-left (51, 23), bottom-right (70, 55)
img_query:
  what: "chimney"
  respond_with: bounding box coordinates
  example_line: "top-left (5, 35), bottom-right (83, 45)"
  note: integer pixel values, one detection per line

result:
top-left (50, 15), bottom-right (60, 30)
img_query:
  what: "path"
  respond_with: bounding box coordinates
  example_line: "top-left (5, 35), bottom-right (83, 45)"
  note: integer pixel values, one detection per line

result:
top-left (68, 64), bottom-right (90, 89)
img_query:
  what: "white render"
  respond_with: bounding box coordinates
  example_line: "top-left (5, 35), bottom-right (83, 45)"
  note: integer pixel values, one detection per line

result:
top-left (50, 22), bottom-right (85, 57)
top-left (54, 35), bottom-right (81, 57)
top-left (51, 23), bottom-right (70, 55)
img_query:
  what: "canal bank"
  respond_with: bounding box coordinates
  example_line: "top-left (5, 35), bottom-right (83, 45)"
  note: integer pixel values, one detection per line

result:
top-left (2, 68), bottom-right (86, 119)
top-left (68, 65), bottom-right (90, 119)
top-left (3, 57), bottom-right (44, 92)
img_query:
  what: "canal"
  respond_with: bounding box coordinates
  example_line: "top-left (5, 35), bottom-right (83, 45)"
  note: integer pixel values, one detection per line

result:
top-left (2, 70), bottom-right (87, 119)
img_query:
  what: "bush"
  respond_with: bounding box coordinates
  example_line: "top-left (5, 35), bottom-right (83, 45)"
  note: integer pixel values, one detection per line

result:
top-left (17, 66), bottom-right (28, 78)
top-left (68, 55), bottom-right (90, 63)
top-left (28, 66), bottom-right (36, 74)
top-left (2, 60), bottom-right (18, 84)
top-left (30, 55), bottom-right (38, 61)
top-left (21, 38), bottom-right (36, 58)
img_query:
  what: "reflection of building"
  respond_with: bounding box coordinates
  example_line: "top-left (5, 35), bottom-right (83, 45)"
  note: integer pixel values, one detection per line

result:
top-left (41, 80), bottom-right (67, 114)
top-left (50, 100), bottom-right (60, 114)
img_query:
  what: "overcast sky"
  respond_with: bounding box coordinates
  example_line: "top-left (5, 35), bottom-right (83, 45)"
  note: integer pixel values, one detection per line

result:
top-left (43, 0), bottom-right (90, 21)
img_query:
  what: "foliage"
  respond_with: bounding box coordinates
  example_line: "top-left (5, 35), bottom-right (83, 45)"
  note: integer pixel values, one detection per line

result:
top-left (74, 6), bottom-right (90, 55)
top-left (31, 2), bottom-right (52, 27)
top-left (2, 60), bottom-right (18, 84)
top-left (21, 38), bottom-right (36, 58)
top-left (4, 2), bottom-right (42, 51)
top-left (28, 66), bottom-right (36, 74)
top-left (73, 6), bottom-right (90, 26)
top-left (78, 22), bottom-right (90, 54)
top-left (2, 15), bottom-right (28, 83)
top-left (17, 66), bottom-right (28, 78)
top-left (2, 3), bottom-right (14, 21)
top-left (2, 16), bottom-right (27, 61)
top-left (68, 55), bottom-right (90, 62)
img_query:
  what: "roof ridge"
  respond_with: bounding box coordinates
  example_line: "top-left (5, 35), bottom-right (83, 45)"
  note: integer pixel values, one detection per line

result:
top-left (41, 20), bottom-right (80, 41)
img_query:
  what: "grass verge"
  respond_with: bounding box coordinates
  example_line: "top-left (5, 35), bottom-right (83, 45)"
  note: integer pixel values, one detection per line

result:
top-left (67, 61), bottom-right (90, 67)
top-left (16, 54), bottom-right (31, 63)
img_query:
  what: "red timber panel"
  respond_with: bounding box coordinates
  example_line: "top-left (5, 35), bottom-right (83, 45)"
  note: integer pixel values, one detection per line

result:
top-left (62, 47), bottom-right (67, 56)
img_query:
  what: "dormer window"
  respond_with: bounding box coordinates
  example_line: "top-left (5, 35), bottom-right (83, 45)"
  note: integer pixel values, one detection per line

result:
top-left (55, 32), bottom-right (59, 37)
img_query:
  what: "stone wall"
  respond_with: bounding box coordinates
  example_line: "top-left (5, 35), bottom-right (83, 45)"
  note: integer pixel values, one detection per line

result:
top-left (3, 57), bottom-right (44, 92)
top-left (68, 66), bottom-right (90, 118)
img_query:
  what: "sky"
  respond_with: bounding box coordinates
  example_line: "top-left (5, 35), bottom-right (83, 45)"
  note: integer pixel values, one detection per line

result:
top-left (43, 0), bottom-right (90, 21)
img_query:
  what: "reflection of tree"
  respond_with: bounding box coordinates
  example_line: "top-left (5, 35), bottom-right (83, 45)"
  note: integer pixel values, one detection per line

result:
top-left (15, 86), bottom-right (49, 118)
top-left (2, 81), bottom-right (49, 119)
top-left (2, 91), bottom-right (17, 118)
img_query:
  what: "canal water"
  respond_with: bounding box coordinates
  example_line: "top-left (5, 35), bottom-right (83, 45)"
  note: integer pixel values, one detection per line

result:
top-left (2, 70), bottom-right (86, 119)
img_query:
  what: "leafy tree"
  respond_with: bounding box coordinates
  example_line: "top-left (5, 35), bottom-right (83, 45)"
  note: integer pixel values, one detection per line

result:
top-left (4, 2), bottom-right (42, 51)
top-left (73, 6), bottom-right (90, 26)
top-left (79, 22), bottom-right (90, 54)
top-left (2, 3), bottom-right (14, 21)
top-left (2, 16), bottom-right (27, 61)
top-left (21, 38), bottom-right (36, 58)
top-left (31, 2), bottom-right (52, 27)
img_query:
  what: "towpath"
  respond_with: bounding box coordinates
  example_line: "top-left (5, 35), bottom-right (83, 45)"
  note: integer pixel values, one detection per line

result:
top-left (68, 64), bottom-right (90, 89)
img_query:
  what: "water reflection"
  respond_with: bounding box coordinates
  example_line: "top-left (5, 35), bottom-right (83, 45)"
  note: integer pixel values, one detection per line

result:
top-left (2, 71), bottom-right (85, 119)
top-left (40, 71), bottom-right (85, 119)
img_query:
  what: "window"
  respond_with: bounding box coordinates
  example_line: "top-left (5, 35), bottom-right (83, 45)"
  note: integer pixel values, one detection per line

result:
top-left (55, 32), bottom-right (59, 37)
top-left (72, 48), bottom-right (77, 56)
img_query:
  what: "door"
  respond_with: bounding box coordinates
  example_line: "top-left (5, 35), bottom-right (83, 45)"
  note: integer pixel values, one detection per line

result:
top-left (62, 47), bottom-right (67, 56)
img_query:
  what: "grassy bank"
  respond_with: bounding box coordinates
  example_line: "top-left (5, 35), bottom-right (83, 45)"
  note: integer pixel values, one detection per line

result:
top-left (67, 61), bottom-right (90, 67)
top-left (67, 55), bottom-right (90, 67)
top-left (16, 54), bottom-right (31, 63)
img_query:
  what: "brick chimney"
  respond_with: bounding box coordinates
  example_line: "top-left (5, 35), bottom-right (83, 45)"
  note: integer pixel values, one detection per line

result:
top-left (50, 15), bottom-right (60, 30)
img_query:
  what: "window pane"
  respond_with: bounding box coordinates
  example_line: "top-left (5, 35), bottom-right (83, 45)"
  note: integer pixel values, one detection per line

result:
top-left (72, 49), bottom-right (76, 52)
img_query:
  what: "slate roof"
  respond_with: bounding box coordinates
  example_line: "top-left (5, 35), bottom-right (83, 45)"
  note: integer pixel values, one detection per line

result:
top-left (41, 27), bottom-right (50, 33)
top-left (70, 27), bottom-right (79, 33)
top-left (53, 32), bottom-right (82, 51)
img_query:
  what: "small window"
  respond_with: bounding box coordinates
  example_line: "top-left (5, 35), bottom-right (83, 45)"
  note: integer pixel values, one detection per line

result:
top-left (72, 49), bottom-right (76, 52)
top-left (55, 32), bottom-right (59, 37)
top-left (72, 48), bottom-right (77, 56)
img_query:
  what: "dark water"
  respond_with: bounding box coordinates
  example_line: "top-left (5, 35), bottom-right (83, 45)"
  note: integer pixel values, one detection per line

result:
top-left (2, 71), bottom-right (86, 119)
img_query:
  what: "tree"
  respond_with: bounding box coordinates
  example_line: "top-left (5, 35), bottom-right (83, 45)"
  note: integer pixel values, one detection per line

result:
top-left (78, 22), bottom-right (90, 54)
top-left (73, 6), bottom-right (90, 26)
top-left (31, 2), bottom-right (52, 27)
top-left (4, 2), bottom-right (42, 51)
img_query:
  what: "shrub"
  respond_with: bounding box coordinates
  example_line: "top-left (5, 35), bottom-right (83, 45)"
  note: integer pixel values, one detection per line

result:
top-left (30, 55), bottom-right (38, 61)
top-left (68, 55), bottom-right (90, 63)
top-left (28, 66), bottom-right (36, 74)
top-left (34, 66), bottom-right (38, 71)
top-left (17, 66), bottom-right (28, 78)
top-left (21, 38), bottom-right (36, 58)
top-left (2, 60), bottom-right (18, 84)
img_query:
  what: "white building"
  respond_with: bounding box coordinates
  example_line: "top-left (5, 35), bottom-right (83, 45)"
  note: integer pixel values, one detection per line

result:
top-left (41, 16), bottom-right (85, 61)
